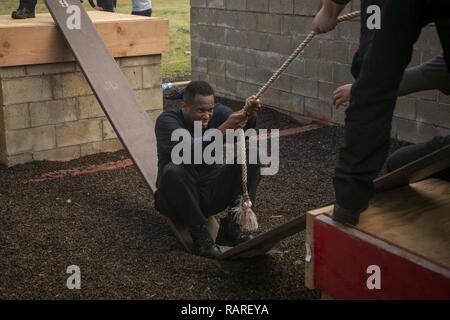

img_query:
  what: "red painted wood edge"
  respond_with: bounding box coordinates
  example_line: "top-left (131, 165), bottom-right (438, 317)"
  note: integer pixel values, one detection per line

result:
top-left (313, 215), bottom-right (450, 300)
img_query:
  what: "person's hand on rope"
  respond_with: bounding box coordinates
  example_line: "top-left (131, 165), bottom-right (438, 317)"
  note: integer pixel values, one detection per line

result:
top-left (243, 95), bottom-right (262, 116)
top-left (219, 111), bottom-right (249, 134)
top-left (333, 83), bottom-right (352, 109)
top-left (312, 0), bottom-right (346, 34)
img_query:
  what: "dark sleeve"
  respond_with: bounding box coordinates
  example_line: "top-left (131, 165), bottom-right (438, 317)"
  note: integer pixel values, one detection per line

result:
top-left (97, 0), bottom-right (115, 11)
top-left (213, 103), bottom-right (258, 130)
top-left (155, 113), bottom-right (185, 164)
top-left (155, 113), bottom-right (212, 164)
top-left (398, 54), bottom-right (450, 96)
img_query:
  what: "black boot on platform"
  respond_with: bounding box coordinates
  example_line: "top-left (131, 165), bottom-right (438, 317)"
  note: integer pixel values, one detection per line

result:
top-left (189, 224), bottom-right (221, 259)
top-left (12, 0), bottom-right (36, 19)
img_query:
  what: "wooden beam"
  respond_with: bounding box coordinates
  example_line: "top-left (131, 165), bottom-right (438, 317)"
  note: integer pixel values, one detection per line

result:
top-left (0, 12), bottom-right (169, 67)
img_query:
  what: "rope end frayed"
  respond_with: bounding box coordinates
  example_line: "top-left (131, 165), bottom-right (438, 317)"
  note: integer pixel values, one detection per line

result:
top-left (230, 198), bottom-right (259, 232)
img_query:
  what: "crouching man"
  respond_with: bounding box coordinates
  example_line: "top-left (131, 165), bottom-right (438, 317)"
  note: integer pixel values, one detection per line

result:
top-left (154, 81), bottom-right (262, 258)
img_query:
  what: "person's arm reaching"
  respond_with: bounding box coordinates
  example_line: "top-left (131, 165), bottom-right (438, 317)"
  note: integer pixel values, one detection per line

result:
top-left (312, 0), bottom-right (348, 34)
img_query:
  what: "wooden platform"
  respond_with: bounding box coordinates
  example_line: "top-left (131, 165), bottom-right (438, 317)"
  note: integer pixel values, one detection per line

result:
top-left (0, 11), bottom-right (169, 67)
top-left (305, 178), bottom-right (450, 299)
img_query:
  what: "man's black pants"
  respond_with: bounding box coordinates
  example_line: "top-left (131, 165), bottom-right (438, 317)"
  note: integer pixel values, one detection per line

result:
top-left (334, 0), bottom-right (450, 212)
top-left (155, 162), bottom-right (261, 227)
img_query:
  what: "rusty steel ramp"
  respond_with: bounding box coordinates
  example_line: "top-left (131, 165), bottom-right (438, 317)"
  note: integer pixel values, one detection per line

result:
top-left (45, 0), bottom-right (158, 192)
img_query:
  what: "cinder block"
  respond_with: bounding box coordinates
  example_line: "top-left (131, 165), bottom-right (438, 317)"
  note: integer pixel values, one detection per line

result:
top-left (226, 62), bottom-right (247, 82)
top-left (207, 60), bottom-right (226, 76)
top-left (268, 34), bottom-right (293, 55)
top-left (147, 110), bottom-right (163, 123)
top-left (215, 9), bottom-right (238, 27)
top-left (120, 55), bottom-right (161, 67)
top-left (30, 98), bottom-right (77, 127)
top-left (226, 29), bottom-right (248, 48)
top-left (396, 118), bottom-right (437, 144)
top-left (52, 72), bottom-right (92, 99)
top-left (416, 100), bottom-right (450, 128)
top-left (291, 77), bottom-right (318, 98)
top-left (282, 15), bottom-right (313, 36)
top-left (80, 139), bottom-right (123, 157)
top-left (412, 90), bottom-right (438, 102)
top-left (247, 0), bottom-right (269, 12)
top-left (394, 97), bottom-right (416, 121)
top-left (304, 97), bottom-right (331, 121)
top-left (305, 60), bottom-right (333, 82)
top-left (33, 145), bottom-right (81, 162)
top-left (236, 81), bottom-right (259, 99)
top-left (199, 42), bottom-right (217, 59)
top-left (332, 103), bottom-right (346, 125)
top-left (1, 77), bottom-right (52, 105)
top-left (206, 26), bottom-right (226, 45)
top-left (208, 0), bottom-right (225, 9)
top-left (293, 0), bottom-right (321, 16)
top-left (193, 57), bottom-right (208, 73)
top-left (439, 93), bottom-right (450, 105)
top-left (26, 62), bottom-right (75, 76)
top-left (319, 41), bottom-right (350, 64)
top-left (332, 63), bottom-right (353, 84)
top-left (318, 81), bottom-right (337, 103)
top-left (135, 88), bottom-right (163, 111)
top-left (257, 14), bottom-right (281, 34)
top-left (4, 153), bottom-right (33, 166)
top-left (270, 0), bottom-right (293, 14)
top-left (279, 91), bottom-right (304, 114)
top-left (271, 74), bottom-right (292, 93)
top-left (285, 57), bottom-right (305, 77)
top-left (143, 64), bottom-right (162, 89)
top-left (56, 120), bottom-right (102, 147)
top-left (5, 126), bottom-right (55, 155)
top-left (215, 75), bottom-right (238, 96)
top-left (3, 104), bottom-right (29, 130)
top-left (236, 12), bottom-right (258, 30)
top-left (226, 0), bottom-right (246, 11)
top-left (245, 66), bottom-right (272, 86)
top-left (255, 51), bottom-right (281, 70)
top-left (415, 27), bottom-right (442, 52)
top-left (78, 95), bottom-right (105, 119)
top-left (291, 37), bottom-right (320, 58)
top-left (246, 31), bottom-right (269, 51)
top-left (191, 0), bottom-right (207, 8)
top-left (102, 120), bottom-right (117, 140)
top-left (191, 8), bottom-right (211, 25)
top-left (122, 66), bottom-right (143, 90)
top-left (0, 66), bottom-right (27, 79)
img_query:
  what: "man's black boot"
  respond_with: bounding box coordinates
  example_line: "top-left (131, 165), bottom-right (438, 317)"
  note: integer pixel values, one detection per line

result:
top-left (332, 203), bottom-right (368, 226)
top-left (216, 215), bottom-right (254, 247)
top-left (189, 224), bottom-right (221, 258)
top-left (12, 0), bottom-right (36, 19)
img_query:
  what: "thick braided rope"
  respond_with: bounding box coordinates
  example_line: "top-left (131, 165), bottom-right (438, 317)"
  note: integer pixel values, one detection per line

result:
top-left (240, 11), bottom-right (361, 206)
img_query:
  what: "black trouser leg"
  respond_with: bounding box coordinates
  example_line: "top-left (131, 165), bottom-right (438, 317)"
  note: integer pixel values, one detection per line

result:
top-left (199, 163), bottom-right (261, 217)
top-left (386, 136), bottom-right (450, 180)
top-left (156, 162), bottom-right (261, 226)
top-left (333, 0), bottom-right (426, 213)
top-left (156, 163), bottom-right (207, 227)
top-left (18, 0), bottom-right (36, 10)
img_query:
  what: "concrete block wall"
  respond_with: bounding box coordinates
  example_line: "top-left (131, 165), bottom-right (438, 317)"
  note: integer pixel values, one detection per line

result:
top-left (191, 0), bottom-right (450, 143)
top-left (0, 55), bottom-right (163, 166)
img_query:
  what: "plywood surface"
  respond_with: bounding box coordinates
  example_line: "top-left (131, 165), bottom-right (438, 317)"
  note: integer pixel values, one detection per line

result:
top-left (0, 12), bottom-right (169, 67)
top-left (307, 178), bottom-right (450, 269)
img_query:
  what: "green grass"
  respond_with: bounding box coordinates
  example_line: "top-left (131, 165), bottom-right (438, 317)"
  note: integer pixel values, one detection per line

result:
top-left (0, 0), bottom-right (191, 78)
